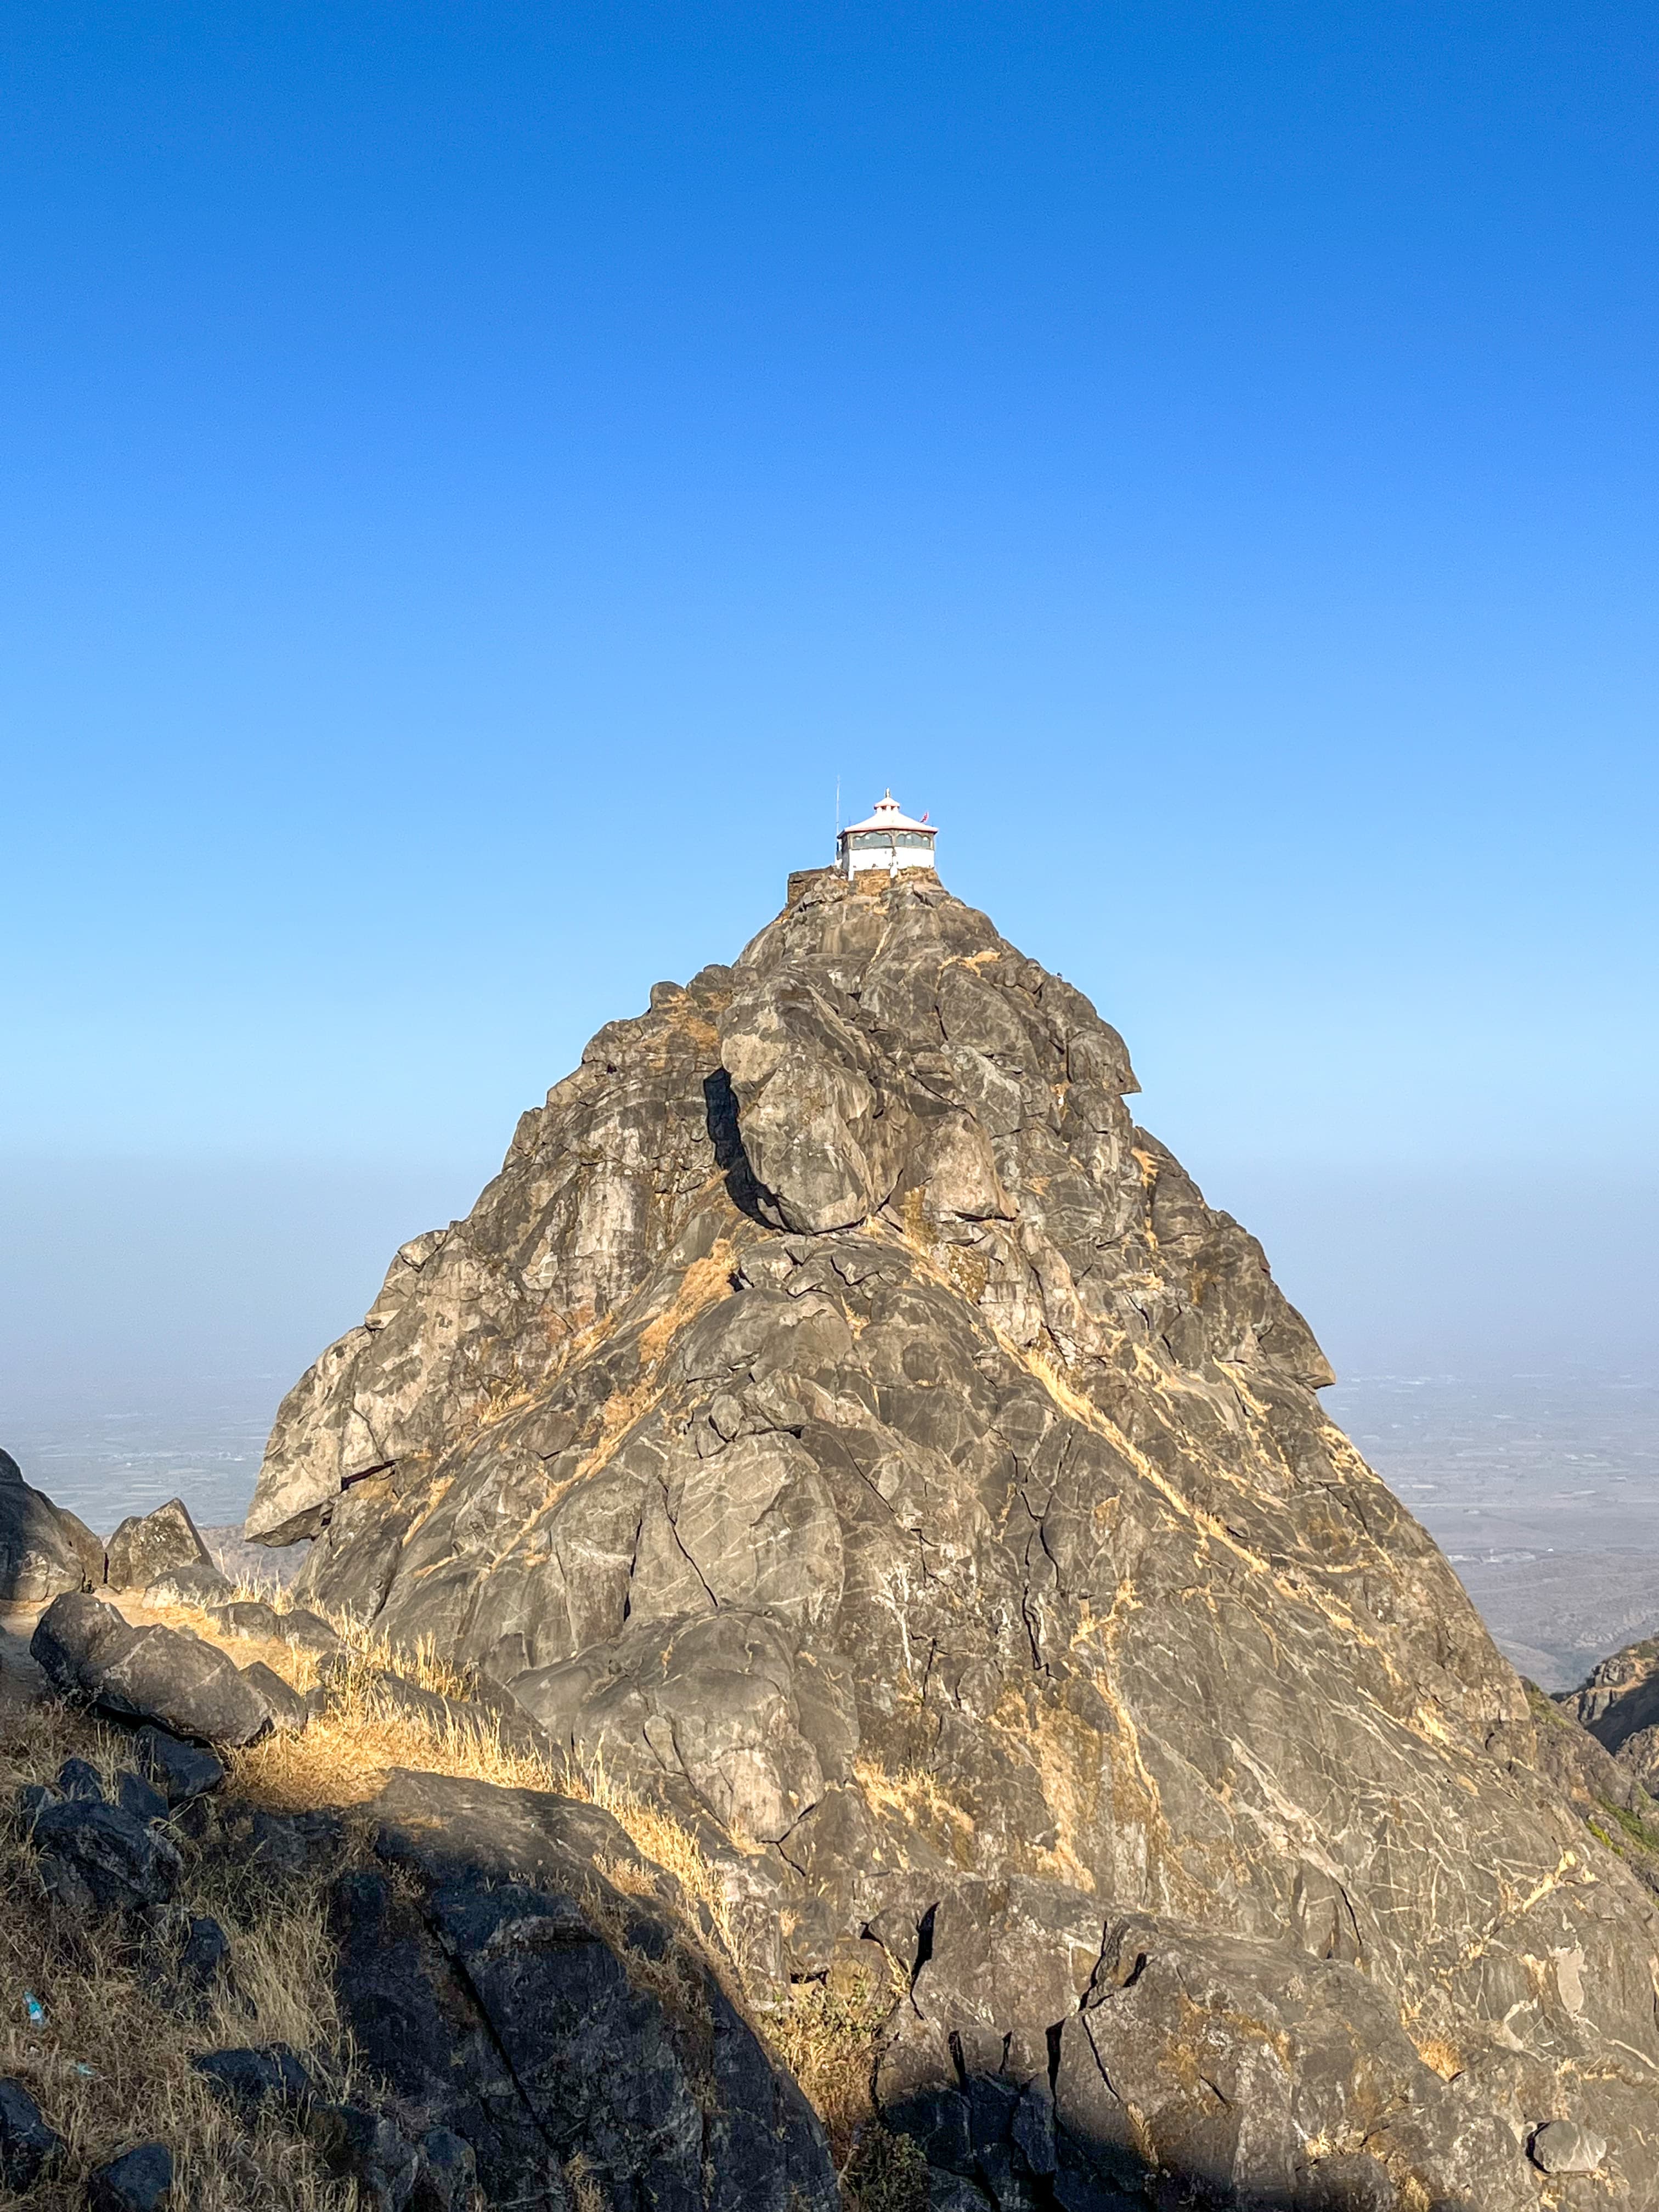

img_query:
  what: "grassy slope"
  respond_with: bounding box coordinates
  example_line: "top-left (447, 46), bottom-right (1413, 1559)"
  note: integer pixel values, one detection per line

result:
top-left (0, 1585), bottom-right (916, 2208)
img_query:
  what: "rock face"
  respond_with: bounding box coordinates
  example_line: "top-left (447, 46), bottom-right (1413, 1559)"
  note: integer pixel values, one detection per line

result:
top-left (1562, 1636), bottom-right (1659, 1792)
top-left (0, 1446), bottom-right (104, 1602)
top-left (333, 1768), bottom-right (838, 2212)
top-left (248, 867), bottom-right (1659, 2206)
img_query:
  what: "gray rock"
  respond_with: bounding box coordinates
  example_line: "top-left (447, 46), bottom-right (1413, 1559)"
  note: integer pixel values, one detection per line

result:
top-left (202, 1596), bottom-right (342, 1661)
top-left (31, 1795), bottom-right (183, 1916)
top-left (408, 2128), bottom-right (476, 2212)
top-left (204, 1596), bottom-right (283, 1640)
top-left (143, 1560), bottom-right (234, 1609)
top-left (115, 1769), bottom-right (170, 1826)
top-left (132, 1726), bottom-right (225, 1804)
top-left (176, 1914), bottom-right (232, 1995)
top-left (238, 868), bottom-right (1659, 2205)
top-left (238, 1659), bottom-right (309, 1733)
top-left (1531, 2119), bottom-right (1608, 2175)
top-left (56, 1756), bottom-right (105, 1800)
top-left (307, 2103), bottom-right (419, 2212)
top-left (105, 1497), bottom-right (213, 1593)
top-left (0, 2076), bottom-right (64, 2190)
top-left (211, 1803), bottom-right (347, 1881)
top-left (87, 2142), bottom-right (173, 2212)
top-left (30, 1592), bottom-right (137, 1695)
top-left (0, 1445), bottom-right (103, 1602)
top-left (193, 2044), bottom-right (312, 2117)
top-left (31, 1593), bottom-right (273, 1747)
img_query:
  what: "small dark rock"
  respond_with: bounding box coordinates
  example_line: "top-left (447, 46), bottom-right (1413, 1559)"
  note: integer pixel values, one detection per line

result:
top-left (408, 2128), bottom-right (476, 2212)
top-left (309, 2103), bottom-right (419, 2212)
top-left (105, 1498), bottom-right (213, 1594)
top-left (133, 1726), bottom-right (225, 1805)
top-left (143, 1561), bottom-right (234, 1609)
top-left (177, 1915), bottom-right (233, 1993)
top-left (0, 2076), bottom-right (65, 2190)
top-left (87, 2141), bottom-right (173, 2212)
top-left (216, 1805), bottom-right (346, 1880)
top-left (116, 1770), bottom-right (170, 1826)
top-left (193, 2044), bottom-right (313, 2117)
top-left (924, 2172), bottom-right (994, 2212)
top-left (238, 1660), bottom-right (310, 1734)
top-left (15, 1782), bottom-right (55, 1830)
top-left (32, 1797), bottom-right (182, 1916)
top-left (57, 1757), bottom-right (105, 1801)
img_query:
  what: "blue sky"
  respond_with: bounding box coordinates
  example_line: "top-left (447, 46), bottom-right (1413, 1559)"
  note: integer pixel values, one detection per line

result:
top-left (2, 3), bottom-right (1656, 1419)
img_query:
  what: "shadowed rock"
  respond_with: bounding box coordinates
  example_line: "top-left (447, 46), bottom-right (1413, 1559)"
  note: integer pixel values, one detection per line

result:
top-left (31, 1796), bottom-right (182, 1916)
top-left (132, 1726), bottom-right (225, 1804)
top-left (193, 2044), bottom-right (313, 2117)
top-left (0, 1445), bottom-right (104, 1602)
top-left (0, 2077), bottom-right (64, 2191)
top-left (87, 2142), bottom-right (172, 2212)
top-left (330, 1768), bottom-right (839, 2212)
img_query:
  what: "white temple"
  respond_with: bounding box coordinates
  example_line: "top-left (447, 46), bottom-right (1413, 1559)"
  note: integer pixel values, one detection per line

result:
top-left (836, 791), bottom-right (938, 880)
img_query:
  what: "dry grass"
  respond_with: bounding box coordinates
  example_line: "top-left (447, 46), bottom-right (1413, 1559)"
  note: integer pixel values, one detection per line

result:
top-left (763, 1955), bottom-right (910, 2165)
top-left (27, 1590), bottom-right (910, 2189)
top-left (0, 1700), bottom-right (352, 2212)
top-left (225, 1630), bottom-right (908, 2166)
top-left (563, 2150), bottom-right (608, 2212)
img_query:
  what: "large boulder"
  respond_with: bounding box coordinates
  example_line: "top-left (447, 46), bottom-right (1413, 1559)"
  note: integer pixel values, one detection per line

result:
top-left (0, 1446), bottom-right (104, 1602)
top-left (241, 869), bottom-right (1659, 2205)
top-left (30, 1593), bottom-right (274, 1746)
top-left (330, 1769), bottom-right (839, 2212)
top-left (105, 1497), bottom-right (215, 1593)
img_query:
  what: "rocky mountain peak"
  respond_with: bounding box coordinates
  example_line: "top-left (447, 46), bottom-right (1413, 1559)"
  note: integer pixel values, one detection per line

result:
top-left (241, 866), bottom-right (1659, 2209)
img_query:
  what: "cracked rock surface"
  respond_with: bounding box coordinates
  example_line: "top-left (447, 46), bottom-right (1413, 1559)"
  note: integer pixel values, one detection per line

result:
top-left (249, 867), bottom-right (1659, 2208)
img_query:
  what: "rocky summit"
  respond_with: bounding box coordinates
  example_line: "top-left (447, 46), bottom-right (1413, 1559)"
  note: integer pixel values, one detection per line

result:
top-left (247, 864), bottom-right (1659, 2209)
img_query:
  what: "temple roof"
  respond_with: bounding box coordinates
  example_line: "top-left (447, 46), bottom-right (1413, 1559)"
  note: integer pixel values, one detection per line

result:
top-left (840, 791), bottom-right (936, 838)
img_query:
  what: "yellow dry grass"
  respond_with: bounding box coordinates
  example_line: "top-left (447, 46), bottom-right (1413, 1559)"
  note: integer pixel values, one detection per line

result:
top-left (762, 1954), bottom-right (910, 2166)
top-left (31, 1577), bottom-right (909, 2187)
top-left (0, 1700), bottom-right (352, 2212)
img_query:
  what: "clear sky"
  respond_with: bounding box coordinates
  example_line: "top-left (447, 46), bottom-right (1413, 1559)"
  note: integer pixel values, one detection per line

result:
top-left (3, 4), bottom-right (1656, 1431)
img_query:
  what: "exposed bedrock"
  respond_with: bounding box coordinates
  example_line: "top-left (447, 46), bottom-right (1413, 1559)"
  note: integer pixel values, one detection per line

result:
top-left (246, 869), bottom-right (1659, 2207)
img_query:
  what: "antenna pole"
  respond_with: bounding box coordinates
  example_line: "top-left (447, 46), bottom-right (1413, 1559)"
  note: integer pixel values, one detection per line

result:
top-left (834, 776), bottom-right (840, 839)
